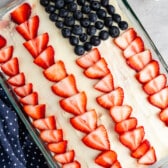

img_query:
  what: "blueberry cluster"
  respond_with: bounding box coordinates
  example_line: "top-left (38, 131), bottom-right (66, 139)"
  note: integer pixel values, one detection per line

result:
top-left (40, 0), bottom-right (128, 55)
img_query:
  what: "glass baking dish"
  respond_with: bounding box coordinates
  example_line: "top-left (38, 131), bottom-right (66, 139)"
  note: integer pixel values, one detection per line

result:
top-left (0, 0), bottom-right (168, 168)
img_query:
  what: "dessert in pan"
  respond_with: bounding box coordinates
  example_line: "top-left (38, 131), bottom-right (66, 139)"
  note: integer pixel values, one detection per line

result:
top-left (0, 0), bottom-right (168, 167)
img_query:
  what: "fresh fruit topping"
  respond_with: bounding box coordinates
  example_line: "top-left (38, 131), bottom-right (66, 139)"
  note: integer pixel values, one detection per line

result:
top-left (14, 83), bottom-right (33, 97)
top-left (126, 50), bottom-right (152, 71)
top-left (16, 15), bottom-right (39, 40)
top-left (119, 126), bottom-right (145, 151)
top-left (96, 87), bottom-right (124, 109)
top-left (62, 161), bottom-right (81, 168)
top-left (123, 37), bottom-right (144, 59)
top-left (52, 74), bottom-right (78, 98)
top-left (54, 150), bottom-right (75, 164)
top-left (70, 109), bottom-right (97, 133)
top-left (159, 107), bottom-right (168, 123)
top-left (110, 105), bottom-right (132, 123)
top-left (84, 58), bottom-right (110, 79)
top-left (60, 92), bottom-right (87, 115)
top-left (47, 140), bottom-right (67, 154)
top-left (32, 116), bottom-right (56, 130)
top-left (110, 161), bottom-right (122, 168)
top-left (131, 139), bottom-right (150, 159)
top-left (94, 73), bottom-right (114, 93)
top-left (74, 45), bottom-right (85, 56)
top-left (1, 57), bottom-right (19, 76)
top-left (10, 3), bottom-right (31, 24)
top-left (43, 60), bottom-right (67, 82)
top-left (40, 129), bottom-right (63, 143)
top-left (136, 60), bottom-right (160, 83)
top-left (23, 104), bottom-right (45, 119)
top-left (148, 87), bottom-right (168, 109)
top-left (7, 72), bottom-right (25, 86)
top-left (95, 150), bottom-right (117, 167)
top-left (34, 45), bottom-right (55, 69)
top-left (0, 35), bottom-right (7, 49)
top-left (20, 92), bottom-right (38, 105)
top-left (138, 147), bottom-right (156, 165)
top-left (76, 48), bottom-right (101, 69)
top-left (23, 33), bottom-right (49, 58)
top-left (143, 74), bottom-right (167, 95)
top-left (0, 45), bottom-right (13, 63)
top-left (114, 28), bottom-right (137, 50)
top-left (115, 117), bottom-right (137, 134)
top-left (82, 125), bottom-right (110, 151)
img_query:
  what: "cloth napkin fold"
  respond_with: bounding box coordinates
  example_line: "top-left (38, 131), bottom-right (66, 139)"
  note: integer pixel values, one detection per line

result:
top-left (0, 85), bottom-right (48, 168)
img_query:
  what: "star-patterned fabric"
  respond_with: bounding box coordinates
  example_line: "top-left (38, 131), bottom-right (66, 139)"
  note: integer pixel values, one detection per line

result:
top-left (0, 85), bottom-right (48, 168)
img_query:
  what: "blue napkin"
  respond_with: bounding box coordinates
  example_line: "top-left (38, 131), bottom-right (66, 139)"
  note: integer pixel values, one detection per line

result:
top-left (0, 85), bottom-right (48, 168)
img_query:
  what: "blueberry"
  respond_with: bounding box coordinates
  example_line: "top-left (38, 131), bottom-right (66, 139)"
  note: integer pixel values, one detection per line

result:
top-left (104, 17), bottom-right (113, 27)
top-left (101, 0), bottom-right (109, 6)
top-left (91, 1), bottom-right (101, 11)
top-left (71, 25), bottom-right (83, 35)
top-left (107, 5), bottom-right (115, 15)
top-left (96, 9), bottom-right (106, 19)
top-left (49, 13), bottom-right (58, 22)
top-left (64, 16), bottom-right (75, 26)
top-left (58, 9), bottom-right (69, 18)
top-left (79, 33), bottom-right (88, 42)
top-left (113, 14), bottom-right (121, 23)
top-left (87, 25), bottom-right (96, 36)
top-left (55, 20), bottom-right (64, 29)
top-left (109, 26), bottom-right (120, 37)
top-left (67, 2), bottom-right (77, 12)
top-left (99, 30), bottom-right (109, 40)
top-left (64, 0), bottom-right (74, 3)
top-left (40, 0), bottom-right (49, 7)
top-left (84, 42), bottom-right (92, 51)
top-left (69, 36), bottom-right (79, 45)
top-left (90, 35), bottom-right (100, 46)
top-left (88, 12), bottom-right (97, 22)
top-left (45, 5), bottom-right (56, 13)
top-left (73, 10), bottom-right (83, 20)
top-left (95, 21), bottom-right (104, 30)
top-left (55, 0), bottom-right (65, 9)
top-left (118, 21), bottom-right (128, 30)
top-left (81, 5), bottom-right (91, 14)
top-left (80, 18), bottom-right (90, 28)
top-left (77, 0), bottom-right (86, 5)
top-left (62, 28), bottom-right (71, 38)
top-left (75, 45), bottom-right (85, 55)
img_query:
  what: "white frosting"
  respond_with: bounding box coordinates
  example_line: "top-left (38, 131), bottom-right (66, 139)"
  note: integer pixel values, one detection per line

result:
top-left (1, 0), bottom-right (168, 167)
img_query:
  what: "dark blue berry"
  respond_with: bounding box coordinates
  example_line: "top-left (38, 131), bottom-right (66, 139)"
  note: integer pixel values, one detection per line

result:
top-left (81, 5), bottom-right (91, 14)
top-left (55, 0), bottom-right (65, 9)
top-left (104, 17), bottom-right (113, 27)
top-left (55, 20), bottom-right (64, 29)
top-left (45, 5), bottom-right (56, 13)
top-left (67, 2), bottom-right (77, 12)
top-left (69, 36), bottom-right (79, 45)
top-left (49, 13), bottom-right (58, 22)
top-left (77, 0), bottom-right (86, 5)
top-left (80, 18), bottom-right (90, 28)
top-left (109, 26), bottom-right (120, 37)
top-left (40, 0), bottom-right (49, 7)
top-left (95, 21), bottom-right (104, 30)
top-left (99, 30), bottom-right (109, 40)
top-left (87, 25), bottom-right (96, 36)
top-left (73, 10), bottom-right (83, 20)
top-left (101, 0), bottom-right (109, 6)
top-left (79, 33), bottom-right (88, 42)
top-left (88, 12), bottom-right (97, 22)
top-left (91, 1), bottom-right (101, 11)
top-left (118, 21), bottom-right (128, 30)
top-left (113, 14), bottom-right (121, 23)
top-left (58, 9), bottom-right (69, 18)
top-left (96, 9), bottom-right (106, 19)
top-left (71, 25), bottom-right (83, 35)
top-left (84, 42), bottom-right (92, 51)
top-left (64, 16), bottom-right (75, 26)
top-left (90, 35), bottom-right (100, 46)
top-left (62, 28), bottom-right (71, 38)
top-left (75, 45), bottom-right (85, 55)
top-left (107, 5), bottom-right (115, 15)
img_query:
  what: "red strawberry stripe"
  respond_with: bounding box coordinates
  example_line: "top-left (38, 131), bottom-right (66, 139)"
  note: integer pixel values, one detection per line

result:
top-left (0, 45), bottom-right (13, 63)
top-left (110, 161), bottom-right (122, 168)
top-left (159, 107), bottom-right (168, 122)
top-left (20, 92), bottom-right (38, 105)
top-left (62, 161), bottom-right (81, 168)
top-left (0, 35), bottom-right (7, 49)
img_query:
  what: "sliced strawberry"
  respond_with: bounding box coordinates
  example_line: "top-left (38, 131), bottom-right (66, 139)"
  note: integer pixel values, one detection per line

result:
top-left (7, 72), bottom-right (25, 87)
top-left (148, 87), bottom-right (168, 109)
top-left (70, 109), bottom-right (97, 133)
top-left (23, 33), bottom-right (49, 58)
top-left (40, 129), bottom-right (63, 143)
top-left (159, 107), bottom-right (168, 122)
top-left (110, 105), bottom-right (132, 123)
top-left (16, 15), bottom-right (39, 40)
top-left (114, 28), bottom-right (137, 50)
top-left (1, 57), bottom-right (19, 76)
top-left (51, 74), bottom-right (78, 98)
top-left (84, 58), bottom-right (110, 79)
top-left (131, 139), bottom-right (150, 159)
top-left (34, 45), bottom-right (55, 69)
top-left (0, 35), bottom-right (7, 49)
top-left (94, 73), bottom-right (114, 93)
top-left (47, 140), bottom-right (67, 154)
top-left (14, 83), bottom-right (33, 97)
top-left (110, 161), bottom-right (121, 168)
top-left (76, 48), bottom-right (101, 69)
top-left (95, 150), bottom-right (117, 167)
top-left (123, 37), bottom-right (144, 59)
top-left (136, 60), bottom-right (160, 83)
top-left (43, 60), bottom-right (67, 82)
top-left (115, 117), bottom-right (137, 134)
top-left (54, 150), bottom-right (75, 164)
top-left (62, 161), bottom-right (81, 168)
top-left (20, 92), bottom-right (38, 105)
top-left (96, 87), bottom-right (124, 109)
top-left (138, 147), bottom-right (156, 165)
top-left (0, 45), bottom-right (13, 63)
top-left (60, 92), bottom-right (87, 115)
top-left (23, 104), bottom-right (45, 119)
top-left (126, 50), bottom-right (152, 71)
top-left (143, 74), bottom-right (167, 95)
top-left (32, 115), bottom-right (56, 130)
top-left (119, 126), bottom-right (145, 151)
top-left (82, 125), bottom-right (110, 151)
top-left (10, 3), bottom-right (31, 24)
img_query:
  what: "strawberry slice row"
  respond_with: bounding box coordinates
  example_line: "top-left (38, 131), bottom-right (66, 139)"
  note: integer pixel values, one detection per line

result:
top-left (114, 28), bottom-right (168, 126)
top-left (76, 48), bottom-right (157, 165)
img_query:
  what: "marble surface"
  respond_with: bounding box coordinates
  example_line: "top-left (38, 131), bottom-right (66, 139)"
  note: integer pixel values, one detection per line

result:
top-left (127, 0), bottom-right (168, 65)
